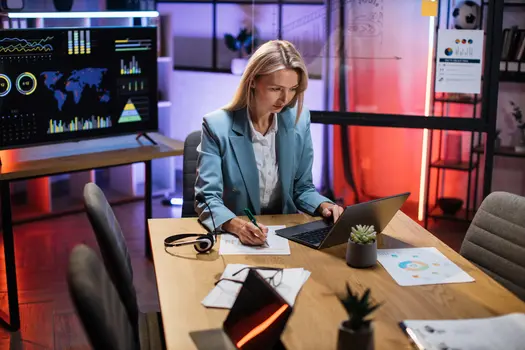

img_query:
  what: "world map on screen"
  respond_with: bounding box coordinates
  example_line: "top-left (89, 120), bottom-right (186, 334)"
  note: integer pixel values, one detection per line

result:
top-left (41, 68), bottom-right (110, 111)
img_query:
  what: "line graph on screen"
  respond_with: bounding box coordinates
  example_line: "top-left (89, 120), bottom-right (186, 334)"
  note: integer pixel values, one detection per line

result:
top-left (0, 37), bottom-right (54, 55)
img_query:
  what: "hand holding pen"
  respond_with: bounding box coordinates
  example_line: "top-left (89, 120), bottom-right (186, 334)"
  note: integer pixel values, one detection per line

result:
top-left (243, 208), bottom-right (269, 247)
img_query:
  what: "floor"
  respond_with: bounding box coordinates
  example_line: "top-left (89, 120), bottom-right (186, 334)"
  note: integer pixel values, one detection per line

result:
top-left (0, 197), bottom-right (469, 349)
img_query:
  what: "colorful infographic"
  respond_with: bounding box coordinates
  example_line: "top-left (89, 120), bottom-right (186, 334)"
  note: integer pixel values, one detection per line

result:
top-left (398, 260), bottom-right (429, 271)
top-left (377, 247), bottom-right (475, 286)
top-left (118, 99), bottom-right (142, 123)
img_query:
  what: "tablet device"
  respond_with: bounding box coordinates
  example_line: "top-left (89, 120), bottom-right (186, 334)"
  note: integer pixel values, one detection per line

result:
top-left (190, 269), bottom-right (292, 350)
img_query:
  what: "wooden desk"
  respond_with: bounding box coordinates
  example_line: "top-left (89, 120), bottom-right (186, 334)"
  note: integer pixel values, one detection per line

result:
top-left (0, 132), bottom-right (183, 331)
top-left (149, 212), bottom-right (525, 349)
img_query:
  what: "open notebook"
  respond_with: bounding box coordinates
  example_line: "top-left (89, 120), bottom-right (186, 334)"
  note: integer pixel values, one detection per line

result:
top-left (400, 313), bottom-right (525, 350)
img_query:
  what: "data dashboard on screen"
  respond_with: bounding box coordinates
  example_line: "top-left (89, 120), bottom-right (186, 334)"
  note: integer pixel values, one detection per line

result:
top-left (0, 26), bottom-right (158, 150)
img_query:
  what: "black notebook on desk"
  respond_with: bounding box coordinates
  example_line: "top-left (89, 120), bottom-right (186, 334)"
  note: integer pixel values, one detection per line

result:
top-left (399, 313), bottom-right (525, 350)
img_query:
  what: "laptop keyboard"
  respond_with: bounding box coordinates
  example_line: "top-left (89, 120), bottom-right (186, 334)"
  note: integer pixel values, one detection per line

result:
top-left (292, 226), bottom-right (332, 246)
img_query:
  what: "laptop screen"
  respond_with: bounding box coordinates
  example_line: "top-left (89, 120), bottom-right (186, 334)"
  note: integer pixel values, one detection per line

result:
top-left (223, 269), bottom-right (292, 350)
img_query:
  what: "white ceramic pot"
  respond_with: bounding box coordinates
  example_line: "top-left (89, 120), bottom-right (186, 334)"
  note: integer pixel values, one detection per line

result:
top-left (515, 144), bottom-right (525, 154)
top-left (513, 130), bottom-right (525, 153)
top-left (231, 58), bottom-right (248, 75)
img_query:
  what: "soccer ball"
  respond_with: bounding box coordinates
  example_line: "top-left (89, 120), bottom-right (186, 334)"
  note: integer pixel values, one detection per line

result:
top-left (452, 1), bottom-right (481, 30)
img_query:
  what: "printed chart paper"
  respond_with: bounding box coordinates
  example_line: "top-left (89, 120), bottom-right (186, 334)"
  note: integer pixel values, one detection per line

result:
top-left (377, 247), bottom-right (474, 286)
top-left (435, 29), bottom-right (484, 94)
top-left (219, 225), bottom-right (290, 255)
top-left (401, 313), bottom-right (525, 350)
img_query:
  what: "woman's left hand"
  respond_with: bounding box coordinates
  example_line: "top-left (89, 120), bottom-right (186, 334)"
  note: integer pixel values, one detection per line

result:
top-left (319, 202), bottom-right (345, 222)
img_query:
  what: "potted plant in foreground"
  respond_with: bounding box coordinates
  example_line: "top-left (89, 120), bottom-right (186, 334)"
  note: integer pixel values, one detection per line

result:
top-left (224, 27), bottom-right (257, 75)
top-left (337, 283), bottom-right (382, 350)
top-left (346, 225), bottom-right (377, 268)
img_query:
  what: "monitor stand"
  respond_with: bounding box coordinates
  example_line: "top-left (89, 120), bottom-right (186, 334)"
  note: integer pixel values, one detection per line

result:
top-left (136, 132), bottom-right (158, 146)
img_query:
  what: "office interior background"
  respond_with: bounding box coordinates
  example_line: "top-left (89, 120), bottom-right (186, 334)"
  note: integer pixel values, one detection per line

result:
top-left (0, 0), bottom-right (523, 347)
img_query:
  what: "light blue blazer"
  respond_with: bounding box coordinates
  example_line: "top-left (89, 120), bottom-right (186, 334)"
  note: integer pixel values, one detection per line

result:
top-left (194, 104), bottom-right (333, 232)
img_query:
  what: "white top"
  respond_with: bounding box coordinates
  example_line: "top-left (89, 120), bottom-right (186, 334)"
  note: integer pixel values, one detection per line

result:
top-left (247, 112), bottom-right (282, 212)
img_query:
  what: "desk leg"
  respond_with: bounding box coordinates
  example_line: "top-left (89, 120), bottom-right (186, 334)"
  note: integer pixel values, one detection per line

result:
top-left (0, 181), bottom-right (20, 331)
top-left (145, 160), bottom-right (153, 259)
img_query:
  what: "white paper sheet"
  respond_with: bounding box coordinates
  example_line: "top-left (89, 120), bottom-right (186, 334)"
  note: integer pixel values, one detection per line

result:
top-left (219, 225), bottom-right (290, 255)
top-left (202, 264), bottom-right (311, 309)
top-left (402, 313), bottom-right (525, 350)
top-left (377, 247), bottom-right (474, 286)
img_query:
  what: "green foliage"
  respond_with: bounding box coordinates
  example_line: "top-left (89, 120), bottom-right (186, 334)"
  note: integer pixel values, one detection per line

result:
top-left (338, 283), bottom-right (382, 331)
top-left (350, 225), bottom-right (377, 244)
top-left (224, 27), bottom-right (257, 58)
top-left (510, 101), bottom-right (525, 131)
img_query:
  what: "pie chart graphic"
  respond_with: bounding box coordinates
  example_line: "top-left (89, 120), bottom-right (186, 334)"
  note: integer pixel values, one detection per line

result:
top-left (0, 74), bottom-right (11, 97)
top-left (444, 48), bottom-right (453, 56)
top-left (398, 260), bottom-right (429, 271)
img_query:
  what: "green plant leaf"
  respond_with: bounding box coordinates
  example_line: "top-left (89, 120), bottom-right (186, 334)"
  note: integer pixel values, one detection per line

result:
top-left (224, 33), bottom-right (238, 52)
top-left (237, 28), bottom-right (248, 43)
top-left (361, 289), bottom-right (370, 305)
top-left (350, 224), bottom-right (376, 244)
top-left (367, 303), bottom-right (382, 315)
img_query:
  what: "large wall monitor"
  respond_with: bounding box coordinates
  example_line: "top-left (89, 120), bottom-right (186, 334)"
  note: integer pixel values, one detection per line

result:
top-left (0, 26), bottom-right (158, 150)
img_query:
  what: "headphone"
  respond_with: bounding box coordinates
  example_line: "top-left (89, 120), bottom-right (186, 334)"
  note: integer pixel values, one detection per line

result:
top-left (164, 232), bottom-right (215, 253)
top-left (163, 193), bottom-right (218, 254)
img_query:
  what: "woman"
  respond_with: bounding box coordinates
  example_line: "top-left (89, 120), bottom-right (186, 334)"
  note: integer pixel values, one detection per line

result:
top-left (194, 40), bottom-right (344, 246)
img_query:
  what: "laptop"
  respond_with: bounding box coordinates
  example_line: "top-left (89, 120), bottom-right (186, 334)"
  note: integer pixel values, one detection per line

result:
top-left (276, 192), bottom-right (410, 249)
top-left (190, 269), bottom-right (292, 350)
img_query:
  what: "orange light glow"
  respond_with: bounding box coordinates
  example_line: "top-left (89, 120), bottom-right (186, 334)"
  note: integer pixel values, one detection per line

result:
top-left (236, 304), bottom-right (289, 348)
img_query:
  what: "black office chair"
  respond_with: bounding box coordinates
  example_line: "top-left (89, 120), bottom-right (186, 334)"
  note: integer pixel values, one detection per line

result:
top-left (67, 244), bottom-right (139, 350)
top-left (181, 130), bottom-right (202, 218)
top-left (83, 182), bottom-right (164, 349)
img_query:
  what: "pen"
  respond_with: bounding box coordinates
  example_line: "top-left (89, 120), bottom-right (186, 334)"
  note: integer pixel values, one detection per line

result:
top-left (243, 208), bottom-right (269, 247)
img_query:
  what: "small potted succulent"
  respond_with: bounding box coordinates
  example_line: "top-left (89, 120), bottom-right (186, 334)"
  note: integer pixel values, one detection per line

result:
top-left (337, 283), bottom-right (382, 350)
top-left (346, 225), bottom-right (377, 268)
top-left (510, 101), bottom-right (525, 153)
top-left (224, 27), bottom-right (257, 75)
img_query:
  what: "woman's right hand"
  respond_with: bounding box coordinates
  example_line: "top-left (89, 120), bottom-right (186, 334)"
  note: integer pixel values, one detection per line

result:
top-left (223, 217), bottom-right (268, 246)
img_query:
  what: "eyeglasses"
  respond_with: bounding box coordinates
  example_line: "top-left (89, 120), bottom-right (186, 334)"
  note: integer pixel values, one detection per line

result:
top-left (214, 266), bottom-right (284, 288)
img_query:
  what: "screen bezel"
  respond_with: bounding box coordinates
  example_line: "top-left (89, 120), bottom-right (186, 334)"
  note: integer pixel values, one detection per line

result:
top-left (0, 25), bottom-right (159, 151)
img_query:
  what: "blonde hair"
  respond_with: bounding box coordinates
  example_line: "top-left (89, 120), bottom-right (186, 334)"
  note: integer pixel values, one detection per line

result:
top-left (223, 40), bottom-right (308, 124)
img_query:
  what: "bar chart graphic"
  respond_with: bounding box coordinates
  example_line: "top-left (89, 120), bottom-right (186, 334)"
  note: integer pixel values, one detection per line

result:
top-left (47, 115), bottom-right (112, 134)
top-left (114, 38), bottom-right (152, 52)
top-left (118, 77), bottom-right (148, 94)
top-left (68, 30), bottom-right (91, 55)
top-left (120, 56), bottom-right (142, 75)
